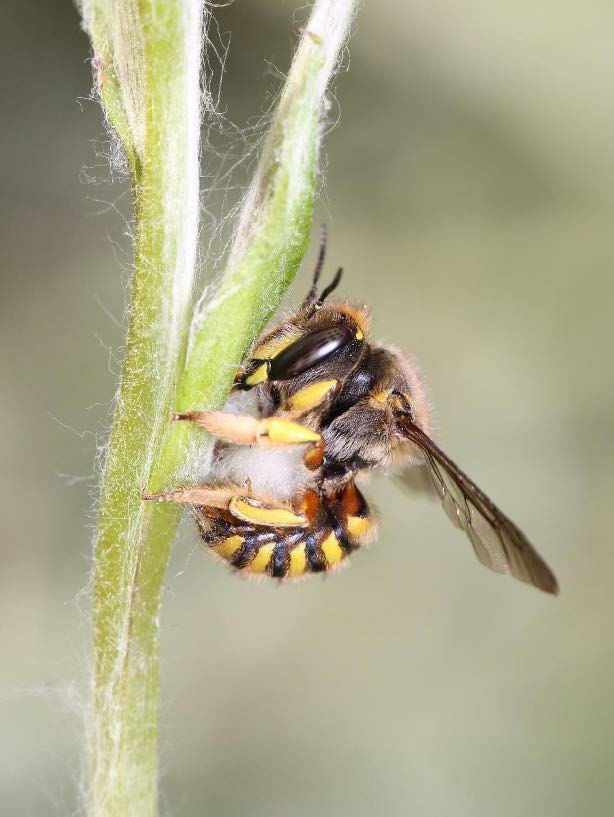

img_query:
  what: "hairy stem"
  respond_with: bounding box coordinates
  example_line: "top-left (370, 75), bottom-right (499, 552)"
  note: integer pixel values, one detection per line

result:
top-left (81, 1), bottom-right (359, 815)
top-left (83, 2), bottom-right (204, 814)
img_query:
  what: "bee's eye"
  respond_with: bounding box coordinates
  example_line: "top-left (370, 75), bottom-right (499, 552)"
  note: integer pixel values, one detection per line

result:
top-left (268, 325), bottom-right (354, 380)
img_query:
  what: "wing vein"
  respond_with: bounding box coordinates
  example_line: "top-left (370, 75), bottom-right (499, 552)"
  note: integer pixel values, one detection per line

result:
top-left (395, 415), bottom-right (558, 595)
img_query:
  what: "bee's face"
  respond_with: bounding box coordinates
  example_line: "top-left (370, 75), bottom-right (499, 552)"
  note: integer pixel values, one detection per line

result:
top-left (238, 302), bottom-right (369, 389)
top-left (236, 301), bottom-right (432, 474)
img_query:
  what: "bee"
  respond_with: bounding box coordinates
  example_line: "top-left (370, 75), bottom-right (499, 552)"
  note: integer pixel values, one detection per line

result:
top-left (144, 229), bottom-right (558, 594)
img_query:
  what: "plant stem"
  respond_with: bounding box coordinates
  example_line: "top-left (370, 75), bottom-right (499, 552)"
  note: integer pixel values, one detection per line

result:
top-left (83, 2), bottom-right (204, 815)
top-left (81, 1), bottom-right (359, 815)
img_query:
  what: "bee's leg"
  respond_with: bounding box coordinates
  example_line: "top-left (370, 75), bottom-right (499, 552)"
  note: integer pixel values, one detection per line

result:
top-left (172, 410), bottom-right (324, 468)
top-left (143, 482), bottom-right (309, 528)
top-left (142, 484), bottom-right (237, 506)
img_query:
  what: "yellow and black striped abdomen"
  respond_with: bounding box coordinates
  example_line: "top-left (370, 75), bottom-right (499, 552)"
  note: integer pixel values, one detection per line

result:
top-left (194, 482), bottom-right (375, 580)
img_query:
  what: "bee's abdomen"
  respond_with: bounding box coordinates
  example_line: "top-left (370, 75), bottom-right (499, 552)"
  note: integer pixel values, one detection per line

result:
top-left (194, 482), bottom-right (375, 580)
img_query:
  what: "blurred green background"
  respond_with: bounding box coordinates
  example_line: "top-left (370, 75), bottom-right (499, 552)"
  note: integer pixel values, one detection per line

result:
top-left (2, 1), bottom-right (614, 815)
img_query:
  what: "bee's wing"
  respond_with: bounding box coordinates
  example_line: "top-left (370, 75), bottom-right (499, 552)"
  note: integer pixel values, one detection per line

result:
top-left (396, 415), bottom-right (559, 595)
top-left (396, 464), bottom-right (437, 497)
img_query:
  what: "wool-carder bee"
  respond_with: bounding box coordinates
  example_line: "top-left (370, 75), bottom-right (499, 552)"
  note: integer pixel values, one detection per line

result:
top-left (144, 230), bottom-right (558, 594)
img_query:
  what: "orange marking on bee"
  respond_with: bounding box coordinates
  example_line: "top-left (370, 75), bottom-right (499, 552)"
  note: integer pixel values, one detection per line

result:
top-left (341, 482), bottom-right (363, 516)
top-left (335, 303), bottom-right (371, 335)
top-left (301, 490), bottom-right (321, 522)
top-left (304, 441), bottom-right (324, 471)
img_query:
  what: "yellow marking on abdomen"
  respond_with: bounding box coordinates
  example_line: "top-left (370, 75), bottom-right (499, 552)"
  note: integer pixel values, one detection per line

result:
top-left (212, 535), bottom-right (243, 559)
top-left (287, 380), bottom-right (338, 413)
top-left (288, 542), bottom-right (307, 577)
top-left (229, 497), bottom-right (307, 528)
top-left (347, 515), bottom-right (372, 540)
top-left (246, 542), bottom-right (276, 574)
top-left (321, 531), bottom-right (344, 567)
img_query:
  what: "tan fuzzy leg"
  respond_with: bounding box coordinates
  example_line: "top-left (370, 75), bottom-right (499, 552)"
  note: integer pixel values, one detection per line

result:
top-left (143, 483), bottom-right (308, 528)
top-left (172, 410), bottom-right (321, 447)
top-left (142, 485), bottom-right (236, 506)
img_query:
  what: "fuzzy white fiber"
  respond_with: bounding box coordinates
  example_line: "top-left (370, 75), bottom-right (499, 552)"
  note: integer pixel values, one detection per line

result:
top-left (212, 444), bottom-right (313, 501)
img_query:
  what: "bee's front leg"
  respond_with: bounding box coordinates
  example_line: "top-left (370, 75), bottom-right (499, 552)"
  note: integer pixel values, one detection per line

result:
top-left (172, 410), bottom-right (324, 470)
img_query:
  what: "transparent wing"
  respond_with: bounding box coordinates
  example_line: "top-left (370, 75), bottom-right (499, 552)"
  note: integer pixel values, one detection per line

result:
top-left (396, 464), bottom-right (437, 497)
top-left (396, 415), bottom-right (559, 595)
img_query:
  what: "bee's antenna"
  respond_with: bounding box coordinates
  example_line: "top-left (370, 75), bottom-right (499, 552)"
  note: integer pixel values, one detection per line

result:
top-left (300, 224), bottom-right (327, 309)
top-left (304, 266), bottom-right (344, 318)
top-left (317, 266), bottom-right (343, 306)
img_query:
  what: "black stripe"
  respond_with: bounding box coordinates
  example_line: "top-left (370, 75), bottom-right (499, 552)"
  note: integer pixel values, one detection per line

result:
top-left (230, 539), bottom-right (256, 569)
top-left (271, 542), bottom-right (290, 578)
top-left (196, 515), bottom-right (230, 546)
top-left (305, 533), bottom-right (326, 572)
top-left (231, 532), bottom-right (277, 570)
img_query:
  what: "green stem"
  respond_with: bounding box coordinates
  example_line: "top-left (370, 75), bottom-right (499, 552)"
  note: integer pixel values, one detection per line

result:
top-left (81, 1), bottom-right (359, 815)
top-left (84, 2), bottom-right (203, 815)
